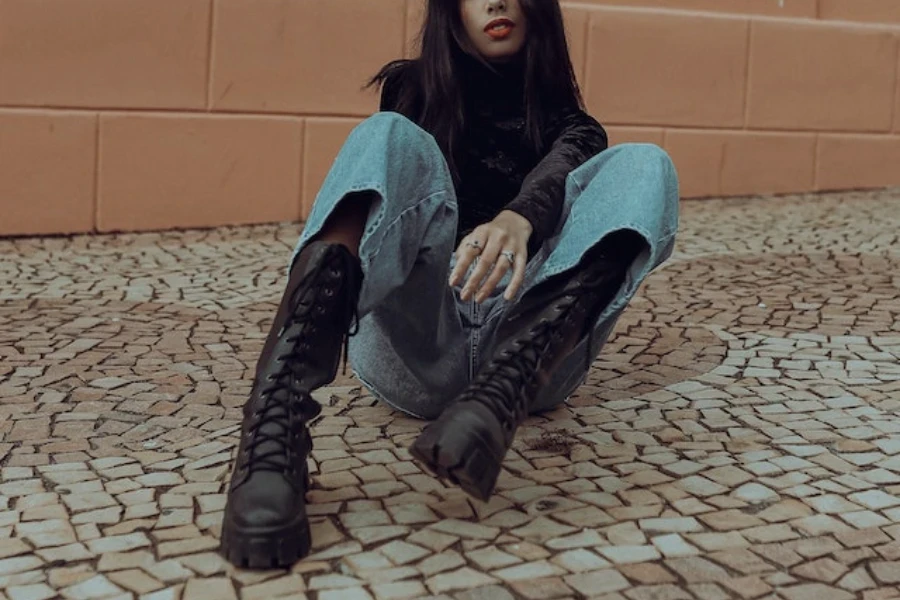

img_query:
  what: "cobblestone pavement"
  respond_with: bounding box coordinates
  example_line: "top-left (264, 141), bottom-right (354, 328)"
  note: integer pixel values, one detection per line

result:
top-left (1, 188), bottom-right (899, 600)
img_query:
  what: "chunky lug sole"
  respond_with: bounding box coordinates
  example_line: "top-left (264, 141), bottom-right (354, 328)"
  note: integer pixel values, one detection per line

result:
top-left (409, 402), bottom-right (506, 501)
top-left (220, 510), bottom-right (311, 569)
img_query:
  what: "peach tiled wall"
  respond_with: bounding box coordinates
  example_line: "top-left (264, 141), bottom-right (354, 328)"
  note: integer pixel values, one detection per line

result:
top-left (1, 0), bottom-right (899, 236)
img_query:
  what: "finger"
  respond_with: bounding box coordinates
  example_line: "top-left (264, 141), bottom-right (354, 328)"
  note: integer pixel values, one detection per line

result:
top-left (450, 240), bottom-right (482, 286)
top-left (476, 250), bottom-right (514, 303)
top-left (462, 235), bottom-right (504, 301)
top-left (503, 250), bottom-right (528, 301)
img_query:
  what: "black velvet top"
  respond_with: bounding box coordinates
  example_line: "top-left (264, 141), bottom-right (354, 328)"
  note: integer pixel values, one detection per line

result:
top-left (379, 54), bottom-right (608, 257)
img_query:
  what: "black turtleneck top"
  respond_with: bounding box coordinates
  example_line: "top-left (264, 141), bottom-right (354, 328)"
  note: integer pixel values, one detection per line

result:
top-left (379, 55), bottom-right (608, 257)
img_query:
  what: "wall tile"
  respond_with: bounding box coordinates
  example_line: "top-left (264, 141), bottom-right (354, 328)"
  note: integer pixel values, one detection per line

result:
top-left (818, 0), bottom-right (900, 24)
top-left (98, 114), bottom-right (303, 232)
top-left (0, 0), bottom-right (209, 109)
top-left (662, 130), bottom-right (723, 198)
top-left (302, 118), bottom-right (365, 218)
top-left (747, 19), bottom-right (897, 132)
top-left (816, 134), bottom-right (900, 190)
top-left (567, 0), bottom-right (817, 18)
top-left (585, 8), bottom-right (749, 127)
top-left (212, 0), bottom-right (406, 115)
top-left (0, 110), bottom-right (96, 235)
top-left (666, 129), bottom-right (817, 198)
top-left (719, 131), bottom-right (817, 196)
top-left (605, 126), bottom-right (665, 147)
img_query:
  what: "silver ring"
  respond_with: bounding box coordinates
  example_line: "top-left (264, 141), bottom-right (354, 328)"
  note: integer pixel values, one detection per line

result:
top-left (466, 240), bottom-right (484, 252)
top-left (501, 250), bottom-right (515, 265)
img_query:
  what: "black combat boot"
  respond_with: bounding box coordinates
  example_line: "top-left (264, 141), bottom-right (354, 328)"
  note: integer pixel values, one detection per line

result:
top-left (410, 232), bottom-right (644, 501)
top-left (220, 241), bottom-right (363, 568)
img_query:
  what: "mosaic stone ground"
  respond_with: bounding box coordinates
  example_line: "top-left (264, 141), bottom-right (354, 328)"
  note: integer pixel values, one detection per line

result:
top-left (1, 188), bottom-right (899, 600)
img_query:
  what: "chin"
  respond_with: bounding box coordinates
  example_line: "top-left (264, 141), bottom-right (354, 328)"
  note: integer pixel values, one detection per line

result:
top-left (483, 46), bottom-right (524, 63)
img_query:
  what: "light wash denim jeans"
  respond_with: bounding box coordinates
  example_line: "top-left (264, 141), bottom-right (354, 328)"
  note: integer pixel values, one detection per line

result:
top-left (291, 112), bottom-right (679, 420)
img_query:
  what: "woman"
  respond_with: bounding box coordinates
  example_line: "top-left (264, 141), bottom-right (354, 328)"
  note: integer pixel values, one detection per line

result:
top-left (220, 0), bottom-right (679, 569)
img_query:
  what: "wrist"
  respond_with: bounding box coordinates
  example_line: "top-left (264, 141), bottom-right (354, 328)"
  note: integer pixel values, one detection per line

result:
top-left (499, 209), bottom-right (534, 238)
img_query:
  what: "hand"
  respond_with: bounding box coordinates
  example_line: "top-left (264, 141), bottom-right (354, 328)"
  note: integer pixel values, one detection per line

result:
top-left (450, 210), bottom-right (532, 303)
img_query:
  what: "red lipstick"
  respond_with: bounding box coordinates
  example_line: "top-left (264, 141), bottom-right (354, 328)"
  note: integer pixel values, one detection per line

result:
top-left (484, 17), bottom-right (515, 40)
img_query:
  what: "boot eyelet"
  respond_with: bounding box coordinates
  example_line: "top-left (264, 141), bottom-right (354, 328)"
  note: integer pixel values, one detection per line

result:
top-left (330, 268), bottom-right (341, 278)
top-left (324, 288), bottom-right (335, 297)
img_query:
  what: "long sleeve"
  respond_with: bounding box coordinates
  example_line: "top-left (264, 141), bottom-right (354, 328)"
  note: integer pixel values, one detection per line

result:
top-left (504, 110), bottom-right (609, 255)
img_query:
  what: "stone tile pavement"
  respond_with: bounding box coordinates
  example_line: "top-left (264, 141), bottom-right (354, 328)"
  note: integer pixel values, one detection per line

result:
top-left (1, 188), bottom-right (899, 600)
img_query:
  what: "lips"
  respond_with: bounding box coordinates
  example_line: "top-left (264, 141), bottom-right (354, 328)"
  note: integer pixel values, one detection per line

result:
top-left (484, 17), bottom-right (515, 38)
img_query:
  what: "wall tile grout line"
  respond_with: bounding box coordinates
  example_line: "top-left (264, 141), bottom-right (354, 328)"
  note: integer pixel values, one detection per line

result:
top-left (580, 7), bottom-right (590, 87)
top-left (402, 0), bottom-right (409, 59)
top-left (0, 105), bottom-right (375, 121)
top-left (813, 132), bottom-right (821, 191)
top-left (205, 0), bottom-right (217, 112)
top-left (583, 10), bottom-right (597, 109)
top-left (742, 19), bottom-right (754, 130)
top-left (298, 119), bottom-right (306, 219)
top-left (891, 37), bottom-right (900, 133)
top-left (4, 104), bottom-right (900, 138)
top-left (92, 114), bottom-right (102, 234)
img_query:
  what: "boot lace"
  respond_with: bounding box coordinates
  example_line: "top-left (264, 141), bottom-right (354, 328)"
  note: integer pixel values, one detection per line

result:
top-left (461, 263), bottom-right (618, 432)
top-left (243, 249), bottom-right (362, 475)
top-left (463, 293), bottom-right (579, 432)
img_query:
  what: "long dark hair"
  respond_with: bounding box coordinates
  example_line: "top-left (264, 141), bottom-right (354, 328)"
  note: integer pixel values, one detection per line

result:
top-left (363, 0), bottom-right (584, 184)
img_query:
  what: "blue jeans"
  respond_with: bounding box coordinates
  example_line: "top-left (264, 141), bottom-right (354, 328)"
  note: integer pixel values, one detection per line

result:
top-left (292, 112), bottom-right (679, 420)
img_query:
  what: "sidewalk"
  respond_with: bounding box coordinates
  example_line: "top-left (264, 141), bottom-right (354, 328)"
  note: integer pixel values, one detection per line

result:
top-left (1, 188), bottom-right (899, 600)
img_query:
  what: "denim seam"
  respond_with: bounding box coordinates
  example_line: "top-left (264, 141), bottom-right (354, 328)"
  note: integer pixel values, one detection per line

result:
top-left (469, 300), bottom-right (482, 381)
top-left (358, 190), bottom-right (454, 267)
top-left (539, 222), bottom-right (657, 282)
top-left (292, 186), bottom-right (453, 270)
top-left (351, 367), bottom-right (432, 421)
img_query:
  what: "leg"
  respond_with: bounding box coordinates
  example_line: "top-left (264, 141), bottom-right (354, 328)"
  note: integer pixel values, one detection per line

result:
top-left (526, 143), bottom-right (680, 411)
top-left (410, 143), bottom-right (679, 500)
top-left (222, 112), bottom-right (465, 568)
top-left (310, 190), bottom-right (372, 257)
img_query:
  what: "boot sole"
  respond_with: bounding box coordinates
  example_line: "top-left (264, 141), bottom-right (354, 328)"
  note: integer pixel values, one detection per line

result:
top-left (220, 514), bottom-right (311, 569)
top-left (409, 408), bottom-right (504, 502)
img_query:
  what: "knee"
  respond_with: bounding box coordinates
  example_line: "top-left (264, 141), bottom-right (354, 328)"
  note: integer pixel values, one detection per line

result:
top-left (602, 143), bottom-right (679, 205)
top-left (356, 112), bottom-right (438, 150)
top-left (350, 112), bottom-right (445, 172)
top-left (366, 110), bottom-right (417, 130)
top-left (608, 143), bottom-right (675, 177)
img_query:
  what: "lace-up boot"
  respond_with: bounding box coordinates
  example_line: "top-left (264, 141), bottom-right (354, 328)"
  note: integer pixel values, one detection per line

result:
top-left (411, 234), bottom-right (642, 501)
top-left (221, 241), bottom-right (362, 568)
